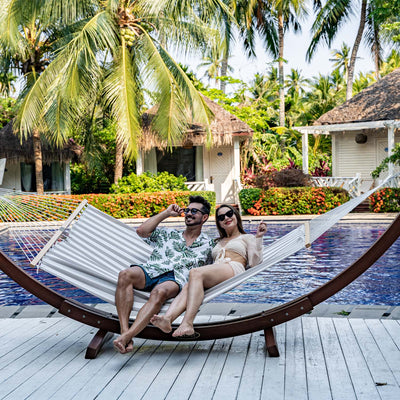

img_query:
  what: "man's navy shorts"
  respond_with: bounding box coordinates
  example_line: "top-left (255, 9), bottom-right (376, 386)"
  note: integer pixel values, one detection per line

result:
top-left (132, 265), bottom-right (179, 292)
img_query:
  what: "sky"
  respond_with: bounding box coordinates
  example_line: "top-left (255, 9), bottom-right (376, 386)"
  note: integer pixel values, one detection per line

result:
top-left (172, 6), bottom-right (380, 88)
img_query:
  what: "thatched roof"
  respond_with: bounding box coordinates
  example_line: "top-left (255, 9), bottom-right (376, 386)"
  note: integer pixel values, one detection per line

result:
top-left (315, 68), bottom-right (400, 125)
top-left (0, 122), bottom-right (82, 165)
top-left (140, 95), bottom-right (253, 151)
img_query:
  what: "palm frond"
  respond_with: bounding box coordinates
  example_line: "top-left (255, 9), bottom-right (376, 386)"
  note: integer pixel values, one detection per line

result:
top-left (103, 43), bottom-right (141, 159)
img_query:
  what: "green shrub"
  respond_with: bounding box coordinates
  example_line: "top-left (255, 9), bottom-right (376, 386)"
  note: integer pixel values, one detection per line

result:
top-left (239, 188), bottom-right (262, 212)
top-left (239, 187), bottom-right (349, 215)
top-left (369, 188), bottom-right (400, 212)
top-left (111, 171), bottom-right (187, 194)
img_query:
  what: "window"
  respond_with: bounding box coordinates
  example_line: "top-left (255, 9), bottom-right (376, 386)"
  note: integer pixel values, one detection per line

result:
top-left (156, 147), bottom-right (196, 181)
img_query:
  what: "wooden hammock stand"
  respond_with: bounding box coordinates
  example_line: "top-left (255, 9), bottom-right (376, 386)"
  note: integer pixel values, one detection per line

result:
top-left (1, 213), bottom-right (399, 359)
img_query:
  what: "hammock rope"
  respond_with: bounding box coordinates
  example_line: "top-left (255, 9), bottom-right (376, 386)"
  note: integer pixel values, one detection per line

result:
top-left (0, 173), bottom-right (398, 312)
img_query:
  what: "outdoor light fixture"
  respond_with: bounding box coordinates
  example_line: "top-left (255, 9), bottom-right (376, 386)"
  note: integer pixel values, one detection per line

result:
top-left (355, 133), bottom-right (368, 144)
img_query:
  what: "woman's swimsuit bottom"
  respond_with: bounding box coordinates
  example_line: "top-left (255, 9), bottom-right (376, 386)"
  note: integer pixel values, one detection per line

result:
top-left (213, 245), bottom-right (246, 275)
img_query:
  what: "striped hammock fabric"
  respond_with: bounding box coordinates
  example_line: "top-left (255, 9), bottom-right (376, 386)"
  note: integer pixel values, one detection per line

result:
top-left (29, 173), bottom-right (397, 312)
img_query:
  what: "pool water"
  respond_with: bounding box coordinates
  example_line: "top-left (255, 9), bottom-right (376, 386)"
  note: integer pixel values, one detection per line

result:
top-left (0, 222), bottom-right (399, 306)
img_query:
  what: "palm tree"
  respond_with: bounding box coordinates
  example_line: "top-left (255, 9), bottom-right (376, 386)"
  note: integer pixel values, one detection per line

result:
top-left (239, 0), bottom-right (308, 127)
top-left (7, 0), bottom-right (228, 184)
top-left (329, 42), bottom-right (351, 82)
top-left (307, 0), bottom-right (384, 100)
top-left (0, 0), bottom-right (67, 193)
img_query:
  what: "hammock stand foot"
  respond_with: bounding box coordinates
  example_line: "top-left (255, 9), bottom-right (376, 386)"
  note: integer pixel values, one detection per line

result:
top-left (264, 327), bottom-right (279, 357)
top-left (85, 329), bottom-right (114, 359)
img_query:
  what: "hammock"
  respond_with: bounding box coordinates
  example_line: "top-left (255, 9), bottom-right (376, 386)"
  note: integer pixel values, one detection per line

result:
top-left (0, 174), bottom-right (398, 313)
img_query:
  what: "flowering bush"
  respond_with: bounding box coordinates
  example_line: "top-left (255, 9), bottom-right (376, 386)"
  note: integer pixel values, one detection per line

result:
top-left (71, 190), bottom-right (216, 218)
top-left (239, 187), bottom-right (349, 215)
top-left (369, 188), bottom-right (400, 213)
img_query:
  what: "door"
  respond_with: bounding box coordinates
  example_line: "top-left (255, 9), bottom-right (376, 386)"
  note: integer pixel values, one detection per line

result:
top-left (209, 147), bottom-right (234, 204)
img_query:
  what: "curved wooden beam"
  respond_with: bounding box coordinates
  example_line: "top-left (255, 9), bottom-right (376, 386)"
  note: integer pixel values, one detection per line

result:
top-left (1, 213), bottom-right (399, 344)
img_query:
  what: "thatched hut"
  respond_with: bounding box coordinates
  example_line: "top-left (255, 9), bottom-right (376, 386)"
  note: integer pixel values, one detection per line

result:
top-left (0, 122), bottom-right (82, 192)
top-left (138, 96), bottom-right (253, 203)
top-left (297, 68), bottom-right (400, 192)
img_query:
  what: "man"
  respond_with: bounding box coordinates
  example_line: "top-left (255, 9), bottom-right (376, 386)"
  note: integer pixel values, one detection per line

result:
top-left (113, 195), bottom-right (213, 354)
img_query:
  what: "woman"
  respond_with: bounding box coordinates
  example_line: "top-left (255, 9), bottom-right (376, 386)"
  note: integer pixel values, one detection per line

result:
top-left (150, 204), bottom-right (267, 338)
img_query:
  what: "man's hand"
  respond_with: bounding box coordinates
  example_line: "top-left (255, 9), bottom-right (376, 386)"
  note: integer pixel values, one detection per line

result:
top-left (166, 204), bottom-right (183, 217)
top-left (255, 222), bottom-right (267, 238)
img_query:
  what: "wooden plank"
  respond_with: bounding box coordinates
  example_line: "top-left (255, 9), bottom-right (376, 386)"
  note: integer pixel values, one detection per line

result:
top-left (164, 340), bottom-right (215, 400)
top-left (302, 317), bottom-right (332, 400)
top-left (0, 317), bottom-right (32, 340)
top-left (2, 327), bottom-right (94, 400)
top-left (42, 343), bottom-right (122, 400)
top-left (141, 341), bottom-right (197, 400)
top-left (0, 319), bottom-right (90, 398)
top-left (212, 334), bottom-right (252, 399)
top-left (36, 339), bottom-right (149, 400)
top-left (0, 318), bottom-right (61, 354)
top-left (116, 341), bottom-right (179, 400)
top-left (0, 318), bottom-right (74, 371)
top-left (317, 318), bottom-right (356, 400)
top-left (381, 320), bottom-right (400, 349)
top-left (349, 318), bottom-right (400, 399)
top-left (365, 319), bottom-right (400, 384)
top-left (261, 323), bottom-right (286, 399)
top-left (188, 338), bottom-right (233, 400)
top-left (236, 332), bottom-right (266, 400)
top-left (284, 318), bottom-right (308, 400)
top-left (333, 318), bottom-right (380, 400)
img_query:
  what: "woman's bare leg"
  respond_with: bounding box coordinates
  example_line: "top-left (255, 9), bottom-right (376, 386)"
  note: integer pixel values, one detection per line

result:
top-left (172, 263), bottom-right (234, 337)
top-left (150, 285), bottom-right (189, 333)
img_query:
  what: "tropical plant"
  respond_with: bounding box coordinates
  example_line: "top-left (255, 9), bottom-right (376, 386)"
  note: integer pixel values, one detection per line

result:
top-left (307, 0), bottom-right (386, 99)
top-left (7, 0), bottom-right (230, 186)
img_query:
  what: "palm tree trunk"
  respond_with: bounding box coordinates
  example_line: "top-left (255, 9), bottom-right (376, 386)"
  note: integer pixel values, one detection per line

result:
top-left (32, 129), bottom-right (44, 194)
top-left (346, 0), bottom-right (367, 100)
top-left (114, 140), bottom-right (124, 184)
top-left (220, 57), bottom-right (228, 93)
top-left (278, 11), bottom-right (285, 127)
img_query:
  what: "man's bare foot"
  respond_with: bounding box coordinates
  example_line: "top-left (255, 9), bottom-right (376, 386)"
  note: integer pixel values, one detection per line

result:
top-left (113, 334), bottom-right (134, 354)
top-left (172, 322), bottom-right (195, 338)
top-left (150, 315), bottom-right (172, 333)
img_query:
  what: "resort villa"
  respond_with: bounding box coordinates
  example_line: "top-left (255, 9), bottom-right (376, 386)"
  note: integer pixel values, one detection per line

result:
top-left (0, 122), bottom-right (81, 193)
top-left (138, 96), bottom-right (253, 204)
top-left (299, 67), bottom-right (400, 195)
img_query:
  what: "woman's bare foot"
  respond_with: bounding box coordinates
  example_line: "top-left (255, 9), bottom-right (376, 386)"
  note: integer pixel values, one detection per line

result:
top-left (172, 322), bottom-right (195, 338)
top-left (150, 315), bottom-right (172, 333)
top-left (113, 334), bottom-right (134, 354)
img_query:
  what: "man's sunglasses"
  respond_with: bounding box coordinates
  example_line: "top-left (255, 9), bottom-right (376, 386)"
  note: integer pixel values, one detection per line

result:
top-left (183, 207), bottom-right (205, 215)
top-left (216, 209), bottom-right (234, 222)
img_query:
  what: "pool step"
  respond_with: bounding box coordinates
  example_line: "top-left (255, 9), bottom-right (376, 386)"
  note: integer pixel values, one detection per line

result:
top-left (351, 200), bottom-right (370, 213)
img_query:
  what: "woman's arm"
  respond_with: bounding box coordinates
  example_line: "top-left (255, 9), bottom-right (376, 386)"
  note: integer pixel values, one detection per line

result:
top-left (246, 222), bottom-right (267, 267)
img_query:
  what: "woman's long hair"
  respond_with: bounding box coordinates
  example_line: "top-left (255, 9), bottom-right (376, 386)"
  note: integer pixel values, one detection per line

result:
top-left (215, 204), bottom-right (245, 239)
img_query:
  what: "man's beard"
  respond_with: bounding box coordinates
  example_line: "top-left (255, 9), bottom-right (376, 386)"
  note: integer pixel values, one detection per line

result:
top-left (185, 216), bottom-right (202, 226)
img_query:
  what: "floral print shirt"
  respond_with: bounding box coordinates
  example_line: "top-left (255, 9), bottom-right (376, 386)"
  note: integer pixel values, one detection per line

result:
top-left (141, 227), bottom-right (214, 288)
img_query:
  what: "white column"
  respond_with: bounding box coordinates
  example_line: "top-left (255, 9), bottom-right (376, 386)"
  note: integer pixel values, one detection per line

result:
top-left (388, 125), bottom-right (395, 177)
top-left (136, 150), bottom-right (144, 175)
top-left (64, 163), bottom-right (71, 194)
top-left (302, 131), bottom-right (309, 174)
top-left (195, 146), bottom-right (204, 181)
top-left (233, 138), bottom-right (241, 182)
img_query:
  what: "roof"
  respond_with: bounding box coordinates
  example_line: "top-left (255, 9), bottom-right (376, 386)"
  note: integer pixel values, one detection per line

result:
top-left (141, 95), bottom-right (253, 151)
top-left (0, 122), bottom-right (82, 164)
top-left (315, 68), bottom-right (400, 125)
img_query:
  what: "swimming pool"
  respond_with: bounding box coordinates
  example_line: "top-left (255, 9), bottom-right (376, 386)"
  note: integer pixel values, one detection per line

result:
top-left (0, 222), bottom-right (399, 306)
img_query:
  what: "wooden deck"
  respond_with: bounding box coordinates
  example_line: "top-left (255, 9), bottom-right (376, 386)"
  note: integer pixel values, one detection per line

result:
top-left (1, 315), bottom-right (399, 399)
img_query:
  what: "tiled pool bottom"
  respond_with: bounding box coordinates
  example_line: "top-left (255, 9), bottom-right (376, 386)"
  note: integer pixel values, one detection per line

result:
top-left (0, 222), bottom-right (399, 306)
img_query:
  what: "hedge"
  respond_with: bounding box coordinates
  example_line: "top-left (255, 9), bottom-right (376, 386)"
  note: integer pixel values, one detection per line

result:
top-left (71, 190), bottom-right (216, 218)
top-left (369, 188), bottom-right (400, 213)
top-left (239, 187), bottom-right (349, 215)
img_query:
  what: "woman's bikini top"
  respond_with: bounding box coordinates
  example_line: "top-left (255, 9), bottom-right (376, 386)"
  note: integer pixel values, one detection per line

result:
top-left (212, 234), bottom-right (263, 268)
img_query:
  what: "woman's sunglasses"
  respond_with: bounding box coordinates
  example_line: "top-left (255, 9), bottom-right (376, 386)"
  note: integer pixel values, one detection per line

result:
top-left (183, 207), bottom-right (205, 215)
top-left (216, 209), bottom-right (234, 222)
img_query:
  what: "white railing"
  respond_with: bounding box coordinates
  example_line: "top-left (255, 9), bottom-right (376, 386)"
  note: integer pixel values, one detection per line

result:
top-left (310, 175), bottom-right (362, 198)
top-left (184, 181), bottom-right (206, 191)
top-left (382, 172), bottom-right (400, 188)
